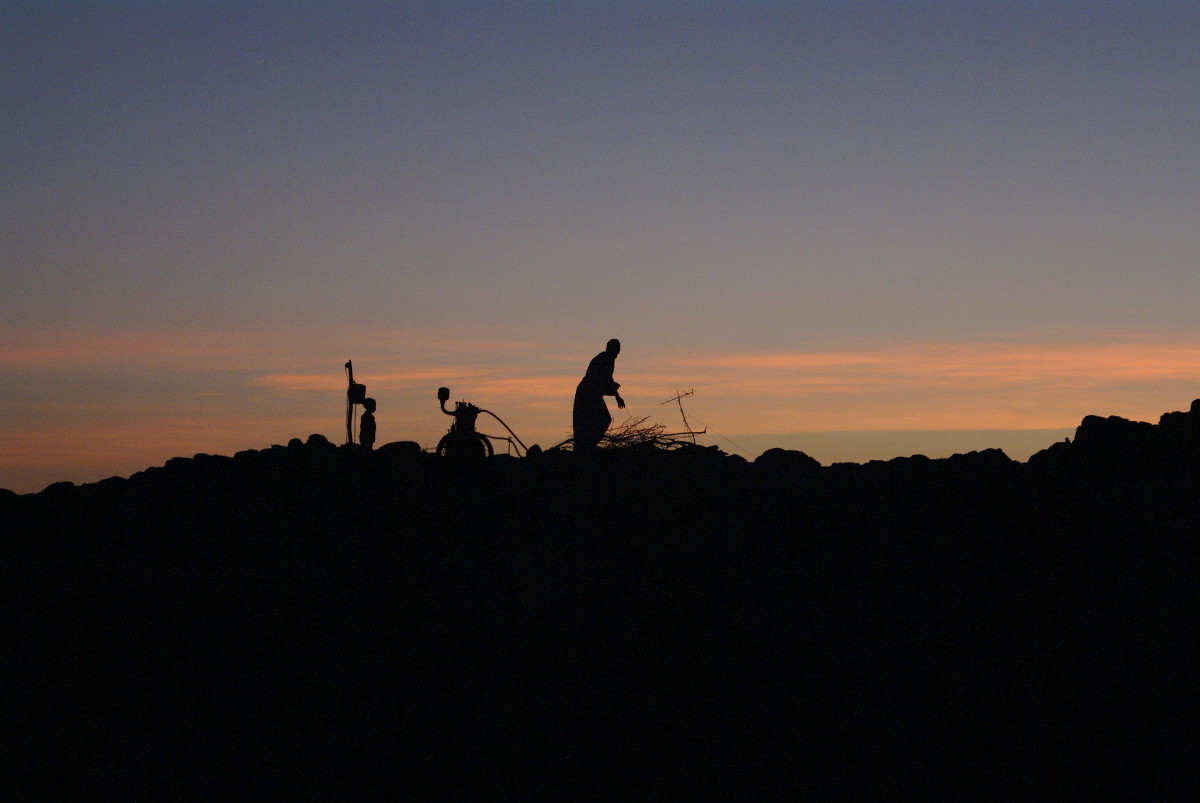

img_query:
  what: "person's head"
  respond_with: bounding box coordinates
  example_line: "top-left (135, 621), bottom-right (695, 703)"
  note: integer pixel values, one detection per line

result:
top-left (606, 338), bottom-right (621, 357)
top-left (363, 398), bottom-right (376, 413)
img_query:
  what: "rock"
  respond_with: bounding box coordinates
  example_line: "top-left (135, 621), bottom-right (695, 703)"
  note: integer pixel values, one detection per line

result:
top-left (38, 480), bottom-right (77, 496)
top-left (946, 448), bottom-right (1012, 468)
top-left (1073, 414), bottom-right (1155, 451)
top-left (305, 433), bottom-right (335, 452)
top-left (753, 447), bottom-right (821, 473)
top-left (1027, 438), bottom-right (1073, 469)
top-left (376, 440), bottom-right (423, 458)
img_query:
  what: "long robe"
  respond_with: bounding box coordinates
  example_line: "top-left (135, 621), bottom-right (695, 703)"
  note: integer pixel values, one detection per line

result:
top-left (572, 351), bottom-right (618, 450)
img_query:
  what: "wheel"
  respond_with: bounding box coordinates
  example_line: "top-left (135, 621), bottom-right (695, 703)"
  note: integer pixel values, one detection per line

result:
top-left (436, 431), bottom-right (493, 459)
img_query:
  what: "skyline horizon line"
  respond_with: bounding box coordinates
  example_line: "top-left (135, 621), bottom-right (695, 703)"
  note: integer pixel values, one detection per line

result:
top-left (16, 415), bottom-right (1191, 495)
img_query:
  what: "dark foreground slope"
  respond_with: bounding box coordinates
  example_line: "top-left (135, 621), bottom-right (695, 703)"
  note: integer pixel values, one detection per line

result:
top-left (8, 404), bottom-right (1200, 796)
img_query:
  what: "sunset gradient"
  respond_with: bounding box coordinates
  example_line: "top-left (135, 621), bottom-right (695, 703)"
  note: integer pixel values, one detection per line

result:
top-left (3, 2), bottom-right (1198, 492)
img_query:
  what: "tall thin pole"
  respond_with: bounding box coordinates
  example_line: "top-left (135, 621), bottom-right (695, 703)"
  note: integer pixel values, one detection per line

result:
top-left (345, 361), bottom-right (354, 445)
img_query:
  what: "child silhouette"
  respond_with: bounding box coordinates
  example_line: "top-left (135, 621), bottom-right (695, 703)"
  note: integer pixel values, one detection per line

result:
top-left (360, 398), bottom-right (377, 450)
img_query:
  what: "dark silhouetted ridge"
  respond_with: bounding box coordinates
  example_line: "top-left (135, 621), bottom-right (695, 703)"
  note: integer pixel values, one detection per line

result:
top-left (8, 402), bottom-right (1200, 796)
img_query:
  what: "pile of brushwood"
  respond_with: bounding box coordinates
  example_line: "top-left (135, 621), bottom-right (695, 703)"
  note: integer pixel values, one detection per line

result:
top-left (548, 415), bottom-right (701, 451)
top-left (8, 402), bottom-right (1200, 796)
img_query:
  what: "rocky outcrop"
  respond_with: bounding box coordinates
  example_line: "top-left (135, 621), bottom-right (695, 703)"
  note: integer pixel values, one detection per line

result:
top-left (1028, 398), bottom-right (1200, 477)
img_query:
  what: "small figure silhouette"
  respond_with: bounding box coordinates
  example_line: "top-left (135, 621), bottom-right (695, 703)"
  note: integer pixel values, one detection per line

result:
top-left (573, 339), bottom-right (625, 452)
top-left (360, 398), bottom-right (377, 450)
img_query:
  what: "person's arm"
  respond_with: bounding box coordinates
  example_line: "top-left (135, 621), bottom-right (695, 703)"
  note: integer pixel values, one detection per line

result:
top-left (606, 356), bottom-right (624, 407)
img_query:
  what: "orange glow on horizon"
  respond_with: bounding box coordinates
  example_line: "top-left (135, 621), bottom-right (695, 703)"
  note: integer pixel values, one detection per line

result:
top-left (4, 327), bottom-right (1199, 492)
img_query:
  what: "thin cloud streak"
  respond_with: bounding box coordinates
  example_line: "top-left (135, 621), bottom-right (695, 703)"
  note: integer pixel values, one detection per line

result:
top-left (678, 341), bottom-right (1200, 394)
top-left (0, 326), bottom-right (577, 373)
top-left (13, 326), bottom-right (1197, 393)
top-left (254, 369), bottom-right (578, 399)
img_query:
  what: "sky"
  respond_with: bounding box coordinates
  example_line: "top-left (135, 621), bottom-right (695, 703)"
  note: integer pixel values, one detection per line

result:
top-left (3, 1), bottom-right (1199, 493)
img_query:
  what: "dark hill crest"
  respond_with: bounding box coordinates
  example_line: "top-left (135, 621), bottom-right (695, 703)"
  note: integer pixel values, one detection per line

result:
top-left (8, 400), bottom-right (1200, 796)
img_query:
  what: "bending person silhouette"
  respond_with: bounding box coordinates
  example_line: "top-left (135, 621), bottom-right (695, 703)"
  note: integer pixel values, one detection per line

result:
top-left (573, 339), bottom-right (625, 452)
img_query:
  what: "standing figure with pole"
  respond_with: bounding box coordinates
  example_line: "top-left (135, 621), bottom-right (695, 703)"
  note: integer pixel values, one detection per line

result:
top-left (345, 360), bottom-right (367, 445)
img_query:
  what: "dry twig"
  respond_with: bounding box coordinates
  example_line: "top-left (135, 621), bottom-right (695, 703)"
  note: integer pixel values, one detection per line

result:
top-left (553, 416), bottom-right (698, 451)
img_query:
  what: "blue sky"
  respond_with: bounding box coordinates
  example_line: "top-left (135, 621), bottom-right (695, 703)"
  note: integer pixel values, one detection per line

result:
top-left (3, 2), bottom-right (1199, 491)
